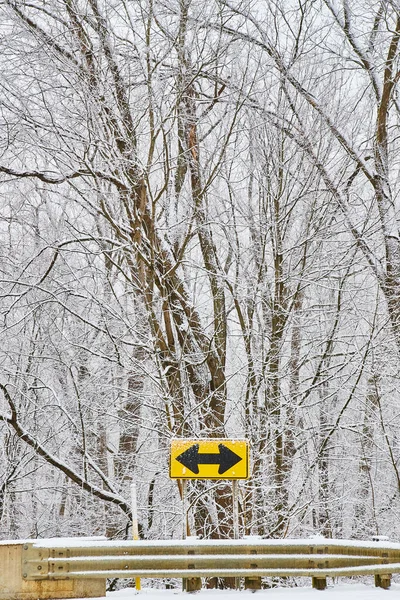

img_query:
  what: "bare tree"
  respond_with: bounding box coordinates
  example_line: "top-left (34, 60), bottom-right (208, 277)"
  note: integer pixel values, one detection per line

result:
top-left (1, 0), bottom-right (400, 558)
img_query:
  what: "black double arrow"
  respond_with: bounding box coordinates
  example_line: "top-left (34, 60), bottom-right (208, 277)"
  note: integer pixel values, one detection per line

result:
top-left (176, 443), bottom-right (242, 475)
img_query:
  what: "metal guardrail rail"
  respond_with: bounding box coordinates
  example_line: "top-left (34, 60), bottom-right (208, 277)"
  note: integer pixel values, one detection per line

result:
top-left (21, 538), bottom-right (400, 590)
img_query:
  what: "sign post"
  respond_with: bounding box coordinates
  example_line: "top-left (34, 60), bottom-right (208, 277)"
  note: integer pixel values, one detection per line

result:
top-left (232, 479), bottom-right (240, 589)
top-left (130, 482), bottom-right (141, 591)
top-left (232, 479), bottom-right (239, 539)
top-left (170, 439), bottom-right (250, 591)
top-left (182, 479), bottom-right (188, 540)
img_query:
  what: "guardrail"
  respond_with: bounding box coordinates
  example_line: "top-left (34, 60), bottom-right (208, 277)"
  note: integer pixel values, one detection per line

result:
top-left (18, 537), bottom-right (400, 596)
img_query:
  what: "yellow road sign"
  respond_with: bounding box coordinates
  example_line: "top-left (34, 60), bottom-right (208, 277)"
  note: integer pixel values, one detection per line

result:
top-left (170, 439), bottom-right (249, 479)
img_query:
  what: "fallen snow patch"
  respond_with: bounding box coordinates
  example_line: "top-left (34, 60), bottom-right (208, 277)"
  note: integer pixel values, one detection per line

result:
top-left (78, 583), bottom-right (400, 600)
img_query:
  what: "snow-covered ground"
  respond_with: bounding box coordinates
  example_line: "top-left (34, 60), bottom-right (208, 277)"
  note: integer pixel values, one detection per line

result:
top-left (80, 583), bottom-right (400, 600)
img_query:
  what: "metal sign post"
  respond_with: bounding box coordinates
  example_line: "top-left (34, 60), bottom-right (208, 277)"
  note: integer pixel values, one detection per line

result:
top-left (130, 482), bottom-right (141, 591)
top-left (182, 479), bottom-right (188, 540)
top-left (232, 480), bottom-right (239, 540)
top-left (181, 479), bottom-right (187, 592)
top-left (181, 479), bottom-right (201, 591)
top-left (232, 480), bottom-right (240, 589)
top-left (170, 439), bottom-right (250, 592)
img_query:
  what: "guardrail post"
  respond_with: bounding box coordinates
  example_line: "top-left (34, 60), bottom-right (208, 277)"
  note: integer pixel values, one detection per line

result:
top-left (244, 549), bottom-right (261, 590)
top-left (184, 549), bottom-right (201, 592)
top-left (374, 574), bottom-right (391, 589)
top-left (309, 542), bottom-right (328, 590)
top-left (375, 550), bottom-right (391, 589)
top-left (312, 577), bottom-right (327, 590)
top-left (185, 575), bottom-right (202, 591)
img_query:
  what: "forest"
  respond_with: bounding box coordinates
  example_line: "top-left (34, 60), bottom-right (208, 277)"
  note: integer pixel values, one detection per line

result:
top-left (0, 0), bottom-right (400, 555)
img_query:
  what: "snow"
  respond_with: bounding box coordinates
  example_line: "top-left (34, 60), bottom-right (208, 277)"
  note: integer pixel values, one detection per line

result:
top-left (0, 536), bottom-right (107, 547)
top-left (75, 583), bottom-right (400, 600)
top-left (21, 536), bottom-right (400, 551)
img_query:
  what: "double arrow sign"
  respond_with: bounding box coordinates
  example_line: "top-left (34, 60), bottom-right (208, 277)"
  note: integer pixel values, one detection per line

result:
top-left (176, 443), bottom-right (242, 475)
top-left (170, 439), bottom-right (249, 480)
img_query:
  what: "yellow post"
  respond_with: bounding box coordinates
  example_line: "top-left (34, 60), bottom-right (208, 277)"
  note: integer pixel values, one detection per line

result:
top-left (131, 482), bottom-right (141, 591)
